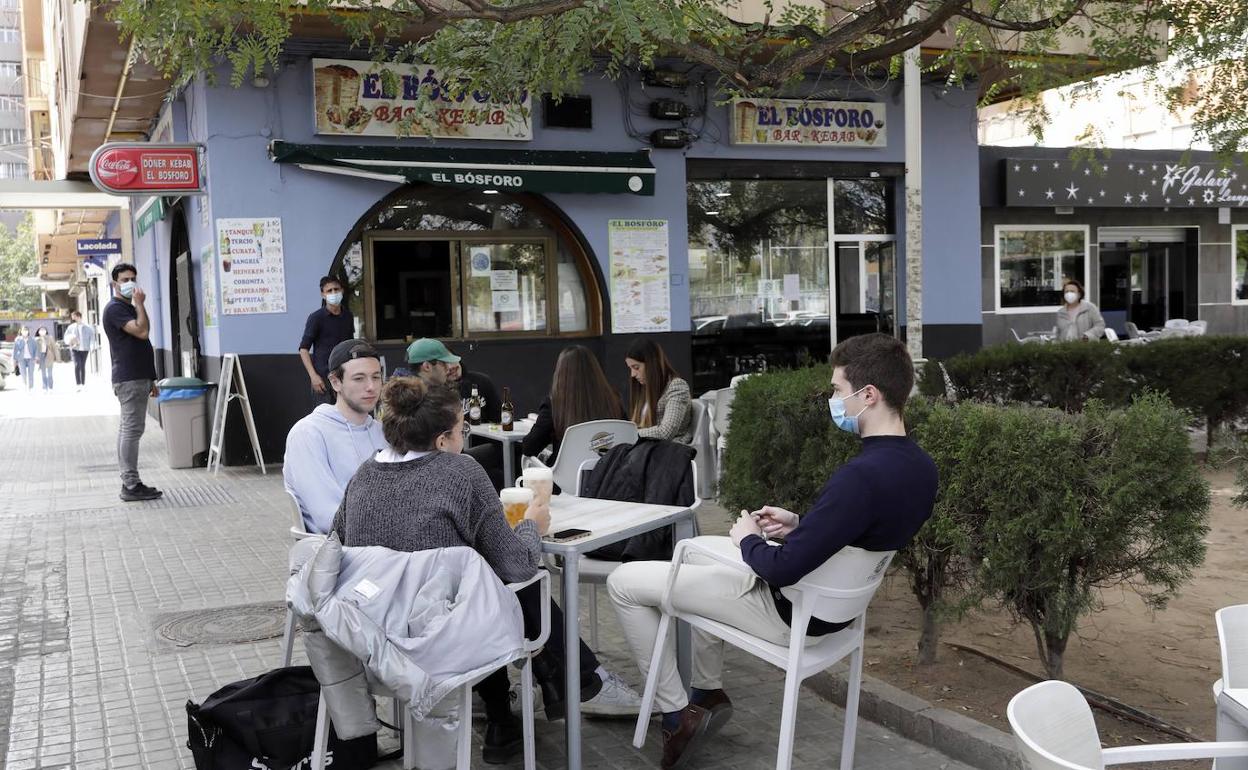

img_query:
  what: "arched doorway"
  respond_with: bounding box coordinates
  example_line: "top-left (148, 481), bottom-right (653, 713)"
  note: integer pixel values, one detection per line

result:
top-left (166, 205), bottom-right (201, 377)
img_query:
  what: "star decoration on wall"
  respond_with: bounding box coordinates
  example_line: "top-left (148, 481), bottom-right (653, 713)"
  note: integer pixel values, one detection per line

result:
top-left (1045, 189), bottom-right (1055, 199)
top-left (1124, 193), bottom-right (1134, 203)
top-left (1139, 192), bottom-right (1149, 202)
top-left (1066, 183), bottom-right (1080, 199)
top-left (1005, 158), bottom-right (1248, 209)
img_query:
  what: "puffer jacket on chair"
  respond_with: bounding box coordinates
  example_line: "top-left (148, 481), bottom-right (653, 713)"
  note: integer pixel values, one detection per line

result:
top-left (287, 535), bottom-right (526, 738)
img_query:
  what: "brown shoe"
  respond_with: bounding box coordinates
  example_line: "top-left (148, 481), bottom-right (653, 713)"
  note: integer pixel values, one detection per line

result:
top-left (692, 689), bottom-right (734, 736)
top-left (661, 704), bottom-right (711, 769)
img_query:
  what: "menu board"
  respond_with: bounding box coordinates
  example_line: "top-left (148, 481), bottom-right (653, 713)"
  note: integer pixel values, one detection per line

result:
top-left (217, 218), bottom-right (287, 315)
top-left (201, 244), bottom-right (218, 327)
top-left (609, 220), bottom-right (671, 333)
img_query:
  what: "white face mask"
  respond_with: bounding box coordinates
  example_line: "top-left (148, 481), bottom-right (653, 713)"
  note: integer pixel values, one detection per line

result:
top-left (325, 292), bottom-right (344, 306)
top-left (1063, 291), bottom-right (1079, 305)
top-left (119, 281), bottom-right (137, 299)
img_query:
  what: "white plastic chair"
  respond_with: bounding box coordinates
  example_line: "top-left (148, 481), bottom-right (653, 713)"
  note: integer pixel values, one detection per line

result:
top-left (1188, 320), bottom-right (1208, 336)
top-left (1165, 318), bottom-right (1190, 329)
top-left (1103, 328), bottom-right (1120, 342)
top-left (633, 537), bottom-right (895, 770)
top-left (1215, 605), bottom-right (1248, 769)
top-left (555, 456), bottom-right (703, 651)
top-left (282, 489), bottom-right (318, 667)
top-left (688, 399), bottom-right (717, 500)
top-left (1008, 679), bottom-right (1248, 770)
top-left (712, 388), bottom-right (736, 488)
top-left (548, 419), bottom-right (639, 494)
top-left (310, 570), bottom-right (551, 770)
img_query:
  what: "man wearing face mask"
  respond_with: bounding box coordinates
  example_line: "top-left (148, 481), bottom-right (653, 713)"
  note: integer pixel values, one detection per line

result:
top-left (299, 276), bottom-right (355, 405)
top-left (102, 262), bottom-right (162, 502)
top-left (607, 333), bottom-right (938, 769)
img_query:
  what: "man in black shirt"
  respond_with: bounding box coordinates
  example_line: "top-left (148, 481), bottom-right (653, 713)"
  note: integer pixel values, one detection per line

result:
top-left (299, 276), bottom-right (354, 405)
top-left (608, 333), bottom-right (938, 769)
top-left (102, 262), bottom-right (162, 502)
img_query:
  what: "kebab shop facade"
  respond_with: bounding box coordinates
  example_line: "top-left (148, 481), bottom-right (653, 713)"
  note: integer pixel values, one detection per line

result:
top-left (127, 54), bottom-right (982, 464)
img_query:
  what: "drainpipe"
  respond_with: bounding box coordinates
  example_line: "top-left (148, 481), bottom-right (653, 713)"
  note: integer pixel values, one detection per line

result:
top-left (104, 37), bottom-right (137, 142)
top-left (903, 6), bottom-right (923, 360)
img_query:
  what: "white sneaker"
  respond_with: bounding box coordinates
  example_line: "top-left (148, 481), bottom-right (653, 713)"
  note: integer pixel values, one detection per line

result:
top-left (581, 671), bottom-right (644, 717)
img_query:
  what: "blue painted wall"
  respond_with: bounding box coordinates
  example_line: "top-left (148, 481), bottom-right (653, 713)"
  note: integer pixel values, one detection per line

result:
top-left (133, 57), bottom-right (981, 358)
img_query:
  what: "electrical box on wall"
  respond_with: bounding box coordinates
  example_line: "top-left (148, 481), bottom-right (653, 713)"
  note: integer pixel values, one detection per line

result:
top-left (542, 94), bottom-right (593, 129)
top-left (650, 129), bottom-right (693, 149)
top-left (649, 100), bottom-right (690, 121)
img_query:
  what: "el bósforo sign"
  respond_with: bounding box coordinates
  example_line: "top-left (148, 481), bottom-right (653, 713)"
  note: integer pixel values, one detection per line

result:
top-left (89, 143), bottom-right (205, 196)
top-left (730, 98), bottom-right (886, 148)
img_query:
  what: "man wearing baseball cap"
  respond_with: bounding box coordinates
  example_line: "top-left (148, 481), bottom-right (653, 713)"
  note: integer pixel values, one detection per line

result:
top-left (400, 338), bottom-right (501, 423)
top-left (404, 337), bottom-right (505, 490)
top-left (284, 339), bottom-right (387, 533)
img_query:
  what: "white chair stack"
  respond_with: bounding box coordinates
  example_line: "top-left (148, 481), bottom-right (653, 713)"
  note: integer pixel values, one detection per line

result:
top-left (310, 570), bottom-right (552, 770)
top-left (1215, 604), bottom-right (1248, 770)
top-left (632, 536), bottom-right (895, 770)
top-left (1008, 679), bottom-right (1248, 770)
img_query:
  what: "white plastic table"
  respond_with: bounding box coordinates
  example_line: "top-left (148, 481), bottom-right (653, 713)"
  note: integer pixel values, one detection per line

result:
top-left (541, 495), bottom-right (697, 770)
top-left (467, 421), bottom-right (532, 487)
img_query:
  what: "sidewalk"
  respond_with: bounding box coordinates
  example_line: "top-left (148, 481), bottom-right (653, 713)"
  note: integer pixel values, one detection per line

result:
top-left (0, 376), bottom-right (975, 770)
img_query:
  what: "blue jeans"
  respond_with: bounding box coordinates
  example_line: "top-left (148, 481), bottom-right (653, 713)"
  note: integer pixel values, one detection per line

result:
top-left (38, 359), bottom-right (53, 390)
top-left (19, 358), bottom-right (34, 389)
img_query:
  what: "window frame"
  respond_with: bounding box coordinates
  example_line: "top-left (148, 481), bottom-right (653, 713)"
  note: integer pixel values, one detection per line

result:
top-left (363, 229), bottom-right (586, 344)
top-left (1233, 225), bottom-right (1248, 306)
top-left (993, 224), bottom-right (1091, 314)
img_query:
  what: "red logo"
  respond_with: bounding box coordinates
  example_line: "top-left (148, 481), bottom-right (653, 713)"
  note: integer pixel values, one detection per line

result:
top-left (94, 152), bottom-right (140, 187)
top-left (88, 143), bottom-right (204, 195)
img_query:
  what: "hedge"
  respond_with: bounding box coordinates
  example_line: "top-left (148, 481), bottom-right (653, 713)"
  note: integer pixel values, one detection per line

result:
top-left (721, 366), bottom-right (1210, 678)
top-left (919, 336), bottom-right (1248, 446)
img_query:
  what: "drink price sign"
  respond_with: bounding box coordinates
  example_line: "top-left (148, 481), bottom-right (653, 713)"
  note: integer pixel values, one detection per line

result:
top-left (88, 143), bottom-right (205, 196)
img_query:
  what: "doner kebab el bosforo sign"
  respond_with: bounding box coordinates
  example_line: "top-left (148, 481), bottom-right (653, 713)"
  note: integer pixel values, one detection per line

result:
top-left (313, 58), bottom-right (531, 140)
top-left (731, 98), bottom-right (886, 148)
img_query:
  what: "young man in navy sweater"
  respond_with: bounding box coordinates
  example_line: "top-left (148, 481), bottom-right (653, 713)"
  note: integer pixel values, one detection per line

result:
top-left (607, 333), bottom-right (938, 769)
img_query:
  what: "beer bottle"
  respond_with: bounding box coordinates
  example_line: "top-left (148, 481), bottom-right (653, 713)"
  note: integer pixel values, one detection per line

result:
top-left (468, 386), bottom-right (483, 425)
top-left (500, 387), bottom-right (514, 432)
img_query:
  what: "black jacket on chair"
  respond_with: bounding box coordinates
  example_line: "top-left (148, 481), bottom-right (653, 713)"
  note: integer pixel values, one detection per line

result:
top-left (581, 439), bottom-right (697, 561)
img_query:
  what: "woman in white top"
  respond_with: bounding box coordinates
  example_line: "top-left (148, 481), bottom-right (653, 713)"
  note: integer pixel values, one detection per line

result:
top-left (625, 339), bottom-right (693, 443)
top-left (1053, 279), bottom-right (1106, 341)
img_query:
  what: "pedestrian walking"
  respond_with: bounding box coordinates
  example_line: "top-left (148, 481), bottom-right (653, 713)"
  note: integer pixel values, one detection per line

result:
top-left (102, 262), bottom-right (163, 502)
top-left (298, 276), bottom-right (354, 407)
top-left (64, 310), bottom-right (96, 391)
top-left (34, 327), bottom-right (55, 392)
top-left (12, 326), bottom-right (35, 390)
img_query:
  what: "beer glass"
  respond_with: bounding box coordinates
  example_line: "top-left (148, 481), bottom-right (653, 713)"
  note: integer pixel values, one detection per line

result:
top-left (500, 487), bottom-right (534, 528)
top-left (518, 466), bottom-right (554, 508)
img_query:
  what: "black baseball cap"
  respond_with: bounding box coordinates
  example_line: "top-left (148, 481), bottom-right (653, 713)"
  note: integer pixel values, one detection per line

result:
top-left (328, 339), bottom-right (380, 372)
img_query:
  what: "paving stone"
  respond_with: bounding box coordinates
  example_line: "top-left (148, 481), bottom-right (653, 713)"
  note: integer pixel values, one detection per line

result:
top-left (0, 393), bottom-right (982, 769)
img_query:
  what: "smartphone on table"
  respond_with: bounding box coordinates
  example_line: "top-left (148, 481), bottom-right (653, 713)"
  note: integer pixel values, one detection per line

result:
top-left (545, 528), bottom-right (592, 544)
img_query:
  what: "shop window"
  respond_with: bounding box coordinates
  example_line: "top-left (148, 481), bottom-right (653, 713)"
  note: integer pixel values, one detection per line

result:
top-left (995, 226), bottom-right (1089, 312)
top-left (1234, 226), bottom-right (1248, 304)
top-left (833, 179), bottom-right (892, 235)
top-left (343, 186), bottom-right (599, 342)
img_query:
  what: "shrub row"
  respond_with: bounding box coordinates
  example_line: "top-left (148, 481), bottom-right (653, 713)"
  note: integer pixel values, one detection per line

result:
top-left (919, 336), bottom-right (1248, 446)
top-left (721, 367), bottom-right (1211, 678)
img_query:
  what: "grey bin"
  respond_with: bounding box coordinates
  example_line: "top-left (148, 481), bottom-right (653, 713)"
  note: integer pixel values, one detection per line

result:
top-left (155, 377), bottom-right (214, 469)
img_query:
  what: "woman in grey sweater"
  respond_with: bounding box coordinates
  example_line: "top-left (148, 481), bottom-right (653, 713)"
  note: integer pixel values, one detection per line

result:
top-left (334, 377), bottom-right (642, 763)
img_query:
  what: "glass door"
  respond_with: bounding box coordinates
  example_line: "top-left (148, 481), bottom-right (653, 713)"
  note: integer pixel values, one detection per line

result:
top-left (829, 180), bottom-right (897, 346)
top-left (458, 238), bottom-right (553, 337)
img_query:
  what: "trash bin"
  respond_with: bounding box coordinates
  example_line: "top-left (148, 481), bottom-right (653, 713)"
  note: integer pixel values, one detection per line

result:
top-left (156, 377), bottom-right (214, 468)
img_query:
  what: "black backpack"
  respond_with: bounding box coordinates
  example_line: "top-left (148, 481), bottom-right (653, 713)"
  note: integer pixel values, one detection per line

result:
top-left (186, 666), bottom-right (377, 770)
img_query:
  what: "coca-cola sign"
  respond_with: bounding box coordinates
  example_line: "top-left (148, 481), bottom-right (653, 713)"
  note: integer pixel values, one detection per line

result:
top-left (89, 143), bottom-right (205, 195)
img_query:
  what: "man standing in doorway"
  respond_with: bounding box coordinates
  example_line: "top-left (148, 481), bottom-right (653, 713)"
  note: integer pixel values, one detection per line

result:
top-left (298, 276), bottom-right (354, 406)
top-left (64, 310), bottom-right (96, 391)
top-left (102, 263), bottom-right (163, 502)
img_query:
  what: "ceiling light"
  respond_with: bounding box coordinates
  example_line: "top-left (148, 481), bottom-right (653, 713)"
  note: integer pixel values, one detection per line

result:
top-left (483, 189), bottom-right (500, 195)
top-left (715, 191), bottom-right (731, 197)
top-left (392, 204), bottom-right (409, 209)
top-left (705, 211), bottom-right (720, 216)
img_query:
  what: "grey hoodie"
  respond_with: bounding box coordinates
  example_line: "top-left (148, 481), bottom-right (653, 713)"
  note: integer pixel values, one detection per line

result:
top-left (284, 404), bottom-right (386, 533)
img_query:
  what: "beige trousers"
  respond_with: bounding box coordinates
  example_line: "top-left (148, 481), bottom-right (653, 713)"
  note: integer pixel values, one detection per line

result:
top-left (606, 536), bottom-right (797, 713)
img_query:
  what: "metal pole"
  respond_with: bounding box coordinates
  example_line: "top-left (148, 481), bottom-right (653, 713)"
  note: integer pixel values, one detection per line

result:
top-left (903, 3), bottom-right (923, 360)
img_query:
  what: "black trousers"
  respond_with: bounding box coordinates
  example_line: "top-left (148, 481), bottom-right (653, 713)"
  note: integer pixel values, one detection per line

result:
top-left (474, 580), bottom-right (600, 720)
top-left (72, 350), bottom-right (89, 386)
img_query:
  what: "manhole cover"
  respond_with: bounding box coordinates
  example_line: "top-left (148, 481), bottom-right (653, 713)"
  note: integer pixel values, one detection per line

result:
top-left (155, 602), bottom-right (288, 646)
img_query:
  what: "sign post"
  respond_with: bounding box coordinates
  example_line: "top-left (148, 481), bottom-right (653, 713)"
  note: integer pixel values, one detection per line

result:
top-left (89, 143), bottom-right (206, 196)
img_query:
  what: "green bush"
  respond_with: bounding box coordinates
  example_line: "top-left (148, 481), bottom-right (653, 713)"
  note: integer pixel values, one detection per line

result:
top-left (921, 336), bottom-right (1248, 447)
top-left (724, 369), bottom-right (1211, 677)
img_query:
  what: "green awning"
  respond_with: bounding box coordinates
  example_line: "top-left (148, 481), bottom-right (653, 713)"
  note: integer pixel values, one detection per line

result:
top-left (269, 141), bottom-right (655, 196)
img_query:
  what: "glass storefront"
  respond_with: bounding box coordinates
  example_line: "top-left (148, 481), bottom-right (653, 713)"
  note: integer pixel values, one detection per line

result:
top-left (995, 227), bottom-right (1087, 311)
top-left (687, 175), bottom-right (896, 391)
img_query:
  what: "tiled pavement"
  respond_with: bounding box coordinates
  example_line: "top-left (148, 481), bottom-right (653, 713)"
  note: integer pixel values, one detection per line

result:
top-left (0, 369), bottom-right (974, 769)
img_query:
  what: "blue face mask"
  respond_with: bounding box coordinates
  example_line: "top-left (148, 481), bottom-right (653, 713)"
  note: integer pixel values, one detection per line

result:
top-left (828, 386), bottom-right (869, 435)
top-left (118, 281), bottom-right (136, 299)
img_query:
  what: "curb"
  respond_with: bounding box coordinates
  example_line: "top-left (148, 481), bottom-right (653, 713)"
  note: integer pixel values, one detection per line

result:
top-left (804, 669), bottom-right (1024, 769)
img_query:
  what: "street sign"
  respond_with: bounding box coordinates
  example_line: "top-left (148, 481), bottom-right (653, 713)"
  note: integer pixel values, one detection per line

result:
top-left (78, 237), bottom-right (121, 270)
top-left (88, 143), bottom-right (205, 196)
top-left (135, 196), bottom-right (166, 236)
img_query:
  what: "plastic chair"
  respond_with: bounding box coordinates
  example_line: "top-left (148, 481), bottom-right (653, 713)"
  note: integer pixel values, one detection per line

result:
top-left (548, 420), bottom-right (639, 495)
top-left (688, 399), bottom-right (717, 500)
top-left (712, 388), bottom-right (736, 488)
top-left (1215, 605), bottom-right (1248, 769)
top-left (1165, 318), bottom-right (1190, 329)
top-left (554, 456), bottom-right (702, 651)
top-left (282, 489), bottom-right (318, 667)
top-left (310, 570), bottom-right (551, 770)
top-left (1188, 320), bottom-right (1208, 336)
top-left (633, 536), bottom-right (895, 770)
top-left (1104, 328), bottom-right (1120, 342)
top-left (1008, 679), bottom-right (1248, 770)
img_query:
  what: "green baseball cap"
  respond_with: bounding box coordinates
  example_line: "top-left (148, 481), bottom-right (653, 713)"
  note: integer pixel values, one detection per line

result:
top-left (406, 338), bottom-right (461, 364)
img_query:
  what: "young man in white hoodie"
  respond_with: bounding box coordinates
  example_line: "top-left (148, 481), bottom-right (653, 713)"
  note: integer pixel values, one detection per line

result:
top-left (283, 339), bottom-right (387, 533)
